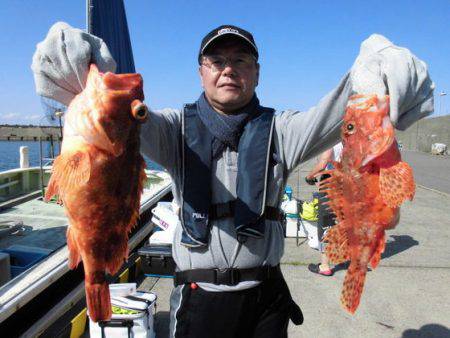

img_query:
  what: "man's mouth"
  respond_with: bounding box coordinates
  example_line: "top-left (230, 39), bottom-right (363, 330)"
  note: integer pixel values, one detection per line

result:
top-left (219, 83), bottom-right (241, 89)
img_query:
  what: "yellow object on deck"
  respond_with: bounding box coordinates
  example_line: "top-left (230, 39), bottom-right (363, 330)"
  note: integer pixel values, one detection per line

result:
top-left (70, 308), bottom-right (87, 338)
top-left (119, 268), bottom-right (129, 283)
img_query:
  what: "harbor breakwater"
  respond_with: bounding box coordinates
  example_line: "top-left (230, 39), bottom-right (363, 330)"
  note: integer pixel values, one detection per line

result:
top-left (0, 125), bottom-right (61, 141)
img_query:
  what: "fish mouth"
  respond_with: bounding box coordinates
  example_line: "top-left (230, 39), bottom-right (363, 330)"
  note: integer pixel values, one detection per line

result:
top-left (361, 116), bottom-right (395, 166)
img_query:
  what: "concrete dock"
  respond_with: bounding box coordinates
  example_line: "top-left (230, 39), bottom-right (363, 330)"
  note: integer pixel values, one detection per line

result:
top-left (145, 150), bottom-right (450, 338)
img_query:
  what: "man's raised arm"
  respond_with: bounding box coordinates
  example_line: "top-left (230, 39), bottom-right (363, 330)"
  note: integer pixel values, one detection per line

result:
top-left (32, 22), bottom-right (180, 170)
top-left (277, 34), bottom-right (434, 173)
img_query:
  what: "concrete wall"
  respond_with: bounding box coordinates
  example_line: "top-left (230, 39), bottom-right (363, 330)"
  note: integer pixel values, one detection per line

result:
top-left (396, 115), bottom-right (450, 153)
top-left (0, 125), bottom-right (61, 141)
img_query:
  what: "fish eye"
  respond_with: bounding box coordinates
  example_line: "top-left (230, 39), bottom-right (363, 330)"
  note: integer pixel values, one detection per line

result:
top-left (346, 123), bottom-right (356, 134)
top-left (131, 101), bottom-right (148, 122)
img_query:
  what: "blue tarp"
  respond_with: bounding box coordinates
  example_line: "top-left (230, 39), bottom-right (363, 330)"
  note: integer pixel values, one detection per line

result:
top-left (88, 0), bottom-right (136, 74)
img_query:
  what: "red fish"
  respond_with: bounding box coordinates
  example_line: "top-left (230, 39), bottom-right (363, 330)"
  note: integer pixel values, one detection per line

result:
top-left (45, 64), bottom-right (148, 321)
top-left (320, 94), bottom-right (415, 314)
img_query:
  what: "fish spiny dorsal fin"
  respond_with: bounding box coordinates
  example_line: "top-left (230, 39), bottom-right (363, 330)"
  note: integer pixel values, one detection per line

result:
top-left (324, 224), bottom-right (350, 264)
top-left (369, 232), bottom-right (386, 269)
top-left (379, 161), bottom-right (415, 208)
top-left (319, 169), bottom-right (349, 223)
top-left (341, 261), bottom-right (367, 314)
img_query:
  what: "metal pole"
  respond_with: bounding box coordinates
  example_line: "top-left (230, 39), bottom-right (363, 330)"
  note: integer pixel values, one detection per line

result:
top-left (39, 136), bottom-right (45, 198)
top-left (50, 134), bottom-right (55, 159)
top-left (55, 111), bottom-right (64, 155)
top-left (87, 0), bottom-right (93, 33)
top-left (58, 117), bottom-right (63, 140)
top-left (439, 91), bottom-right (447, 116)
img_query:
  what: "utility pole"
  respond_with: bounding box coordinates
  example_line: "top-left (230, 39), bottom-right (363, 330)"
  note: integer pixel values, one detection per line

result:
top-left (439, 91), bottom-right (447, 116)
top-left (54, 111), bottom-right (64, 155)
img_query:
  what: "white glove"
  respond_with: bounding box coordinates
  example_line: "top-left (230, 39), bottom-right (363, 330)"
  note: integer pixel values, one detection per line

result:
top-left (31, 22), bottom-right (116, 106)
top-left (350, 34), bottom-right (435, 130)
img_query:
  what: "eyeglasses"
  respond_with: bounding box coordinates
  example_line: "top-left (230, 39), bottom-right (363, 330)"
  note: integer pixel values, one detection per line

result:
top-left (201, 54), bottom-right (256, 72)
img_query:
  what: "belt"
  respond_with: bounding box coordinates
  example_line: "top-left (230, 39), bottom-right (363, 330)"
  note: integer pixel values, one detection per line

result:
top-left (209, 201), bottom-right (284, 221)
top-left (174, 264), bottom-right (282, 286)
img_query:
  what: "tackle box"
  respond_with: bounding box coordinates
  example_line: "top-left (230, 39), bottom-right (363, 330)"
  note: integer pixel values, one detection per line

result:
top-left (138, 244), bottom-right (176, 277)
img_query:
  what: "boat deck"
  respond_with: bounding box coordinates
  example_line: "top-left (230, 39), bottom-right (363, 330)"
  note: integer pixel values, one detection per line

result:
top-left (0, 197), bottom-right (67, 252)
top-left (0, 170), bottom-right (171, 252)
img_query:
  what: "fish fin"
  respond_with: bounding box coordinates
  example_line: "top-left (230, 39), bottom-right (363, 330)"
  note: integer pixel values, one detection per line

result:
top-left (44, 155), bottom-right (65, 201)
top-left (53, 151), bottom-right (91, 196)
top-left (319, 169), bottom-right (347, 222)
top-left (85, 281), bottom-right (112, 322)
top-left (324, 224), bottom-right (350, 264)
top-left (379, 161), bottom-right (415, 208)
top-left (124, 157), bottom-right (147, 233)
top-left (106, 240), bottom-right (127, 276)
top-left (341, 261), bottom-right (367, 314)
top-left (66, 227), bottom-right (81, 269)
top-left (369, 233), bottom-right (386, 269)
top-left (44, 174), bottom-right (59, 202)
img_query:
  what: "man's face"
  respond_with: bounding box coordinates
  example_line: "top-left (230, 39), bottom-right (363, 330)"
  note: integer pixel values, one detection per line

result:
top-left (199, 38), bottom-right (260, 114)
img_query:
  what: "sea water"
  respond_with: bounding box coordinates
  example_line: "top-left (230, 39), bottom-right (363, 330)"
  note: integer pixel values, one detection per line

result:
top-left (0, 141), bottom-right (161, 172)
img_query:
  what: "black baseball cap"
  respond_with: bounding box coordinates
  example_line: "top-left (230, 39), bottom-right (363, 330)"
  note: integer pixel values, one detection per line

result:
top-left (198, 25), bottom-right (259, 64)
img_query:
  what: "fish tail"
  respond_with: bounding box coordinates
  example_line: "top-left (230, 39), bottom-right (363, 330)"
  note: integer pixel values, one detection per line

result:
top-left (85, 272), bottom-right (111, 322)
top-left (341, 261), bottom-right (367, 314)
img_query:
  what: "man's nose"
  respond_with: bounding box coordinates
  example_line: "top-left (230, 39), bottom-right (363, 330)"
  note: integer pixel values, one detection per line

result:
top-left (221, 62), bottom-right (237, 76)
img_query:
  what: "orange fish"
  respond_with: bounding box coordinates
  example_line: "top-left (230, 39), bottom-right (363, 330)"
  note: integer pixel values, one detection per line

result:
top-left (320, 94), bottom-right (415, 314)
top-left (45, 64), bottom-right (148, 321)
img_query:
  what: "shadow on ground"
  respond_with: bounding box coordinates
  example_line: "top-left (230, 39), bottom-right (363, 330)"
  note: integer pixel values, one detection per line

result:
top-left (382, 235), bottom-right (419, 260)
top-left (402, 324), bottom-right (450, 338)
top-left (333, 234), bottom-right (419, 273)
top-left (155, 311), bottom-right (170, 338)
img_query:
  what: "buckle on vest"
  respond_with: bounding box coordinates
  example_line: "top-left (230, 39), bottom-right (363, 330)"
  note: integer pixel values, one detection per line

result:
top-left (214, 268), bottom-right (239, 285)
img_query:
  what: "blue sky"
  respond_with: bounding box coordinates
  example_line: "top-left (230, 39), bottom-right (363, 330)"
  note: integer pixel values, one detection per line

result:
top-left (0, 0), bottom-right (449, 125)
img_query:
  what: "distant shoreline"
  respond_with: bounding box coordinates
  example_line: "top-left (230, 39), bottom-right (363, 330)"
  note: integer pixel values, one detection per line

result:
top-left (0, 124), bottom-right (61, 141)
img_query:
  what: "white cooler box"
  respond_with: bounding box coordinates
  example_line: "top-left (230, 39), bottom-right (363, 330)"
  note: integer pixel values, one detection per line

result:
top-left (89, 287), bottom-right (157, 338)
top-left (151, 201), bottom-right (179, 231)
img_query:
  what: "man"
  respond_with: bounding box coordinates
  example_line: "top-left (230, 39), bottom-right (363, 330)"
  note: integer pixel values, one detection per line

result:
top-left (32, 23), bottom-right (434, 338)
